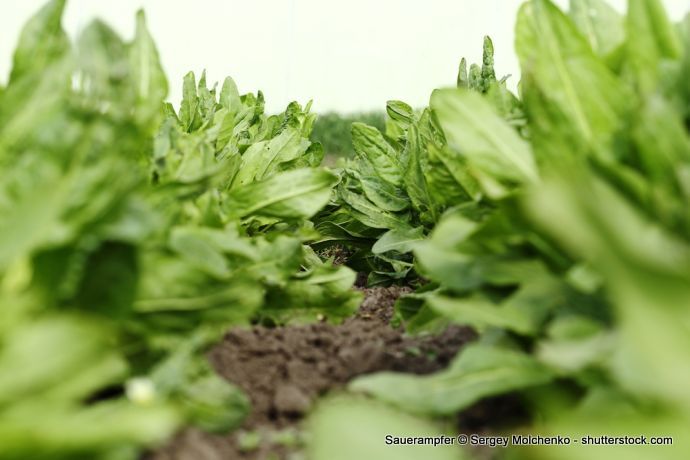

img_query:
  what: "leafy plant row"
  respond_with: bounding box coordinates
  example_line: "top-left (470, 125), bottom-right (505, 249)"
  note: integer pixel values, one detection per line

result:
top-left (0, 1), bottom-right (359, 458)
top-left (310, 0), bottom-right (690, 459)
top-left (1, 0), bottom-right (689, 459)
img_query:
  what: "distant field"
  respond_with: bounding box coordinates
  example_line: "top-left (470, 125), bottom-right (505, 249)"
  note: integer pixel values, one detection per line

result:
top-left (311, 111), bottom-right (385, 158)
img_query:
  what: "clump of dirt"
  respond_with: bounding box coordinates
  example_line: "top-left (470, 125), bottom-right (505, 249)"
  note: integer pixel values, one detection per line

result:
top-left (209, 285), bottom-right (472, 428)
top-left (150, 286), bottom-right (476, 460)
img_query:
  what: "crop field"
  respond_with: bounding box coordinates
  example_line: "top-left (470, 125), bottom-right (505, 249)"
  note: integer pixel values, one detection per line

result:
top-left (1, 0), bottom-right (690, 459)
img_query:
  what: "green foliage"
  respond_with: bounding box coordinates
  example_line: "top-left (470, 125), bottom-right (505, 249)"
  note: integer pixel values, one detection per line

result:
top-left (307, 397), bottom-right (465, 460)
top-left (4, 1), bottom-right (690, 459)
top-left (0, 1), bottom-right (358, 458)
top-left (315, 37), bottom-right (522, 285)
top-left (341, 2), bottom-right (690, 460)
top-left (351, 344), bottom-right (554, 415)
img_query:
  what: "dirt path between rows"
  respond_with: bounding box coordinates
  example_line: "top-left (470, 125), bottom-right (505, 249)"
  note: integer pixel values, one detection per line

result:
top-left (150, 286), bottom-right (476, 460)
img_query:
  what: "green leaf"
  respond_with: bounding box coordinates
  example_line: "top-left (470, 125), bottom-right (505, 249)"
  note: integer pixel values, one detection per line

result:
top-left (386, 100), bottom-right (415, 129)
top-left (169, 227), bottom-right (232, 278)
top-left (0, 399), bottom-right (179, 458)
top-left (219, 76), bottom-right (242, 116)
top-left (357, 173), bottom-right (409, 212)
top-left (372, 226), bottom-right (425, 255)
top-left (0, 317), bottom-right (126, 405)
top-left (427, 272), bottom-right (563, 336)
top-left (538, 329), bottom-right (614, 374)
top-left (0, 173), bottom-right (67, 271)
top-left (351, 122), bottom-right (403, 185)
top-left (402, 124), bottom-right (437, 222)
top-left (77, 20), bottom-right (129, 104)
top-left (350, 344), bottom-right (553, 415)
top-left (525, 172), bottom-right (690, 408)
top-left (225, 168), bottom-right (337, 220)
top-left (9, 0), bottom-right (68, 83)
top-left (414, 212), bottom-right (543, 292)
top-left (233, 127), bottom-right (310, 186)
top-left (431, 88), bottom-right (537, 187)
top-left (262, 264), bottom-right (361, 323)
top-left (425, 143), bottom-right (482, 205)
top-left (179, 71), bottom-right (201, 131)
top-left (308, 397), bottom-right (465, 460)
top-left (178, 363), bottom-right (249, 433)
top-left (338, 185), bottom-right (411, 230)
top-left (516, 0), bottom-right (628, 159)
top-left (569, 0), bottom-right (624, 57)
top-left (632, 95), bottom-right (690, 195)
top-left (129, 10), bottom-right (168, 120)
top-left (625, 0), bottom-right (683, 94)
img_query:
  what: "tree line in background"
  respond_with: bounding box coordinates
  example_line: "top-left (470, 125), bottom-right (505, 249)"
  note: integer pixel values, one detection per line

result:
top-left (311, 111), bottom-right (385, 158)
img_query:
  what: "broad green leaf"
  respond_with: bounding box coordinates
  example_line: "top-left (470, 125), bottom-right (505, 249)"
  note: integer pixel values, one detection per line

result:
top-left (225, 168), bottom-right (337, 220)
top-left (169, 227), bottom-right (232, 278)
top-left (0, 317), bottom-right (126, 404)
top-left (403, 124), bottom-right (437, 222)
top-left (357, 173), bottom-right (409, 212)
top-left (308, 397), bottom-right (465, 460)
top-left (632, 95), bottom-right (690, 195)
top-left (414, 212), bottom-right (545, 292)
top-left (526, 172), bottom-right (690, 408)
top-left (516, 0), bottom-right (628, 159)
top-left (351, 122), bottom-right (403, 185)
top-left (429, 293), bottom-right (533, 332)
top-left (372, 226), bottom-right (425, 255)
top-left (538, 331), bottom-right (614, 374)
top-left (426, 143), bottom-right (482, 204)
top-left (174, 358), bottom-right (249, 433)
top-left (569, 0), bottom-right (624, 57)
top-left (484, 80), bottom-right (525, 124)
top-left (233, 128), bottom-right (309, 186)
top-left (680, 15), bottom-right (690, 120)
top-left (196, 71), bottom-right (216, 121)
top-left (0, 56), bottom-right (72, 153)
top-left (0, 173), bottom-right (67, 271)
top-left (9, 0), bottom-right (68, 83)
top-left (77, 20), bottom-right (129, 103)
top-left (431, 88), bottom-right (537, 186)
top-left (261, 264), bottom-right (361, 323)
top-left (530, 410), bottom-right (690, 460)
top-left (625, 0), bottom-right (683, 94)
top-left (350, 344), bottom-right (553, 415)
top-left (219, 76), bottom-right (242, 114)
top-left (129, 10), bottom-right (168, 120)
top-left (427, 270), bottom-right (564, 336)
top-left (386, 100), bottom-right (415, 128)
top-left (179, 71), bottom-right (201, 131)
top-left (180, 373), bottom-right (248, 433)
top-left (0, 399), bottom-right (179, 458)
top-left (339, 186), bottom-right (411, 230)
top-left (385, 100), bottom-right (415, 140)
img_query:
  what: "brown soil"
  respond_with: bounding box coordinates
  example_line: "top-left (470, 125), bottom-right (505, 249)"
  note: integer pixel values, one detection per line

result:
top-left (149, 286), bottom-right (476, 460)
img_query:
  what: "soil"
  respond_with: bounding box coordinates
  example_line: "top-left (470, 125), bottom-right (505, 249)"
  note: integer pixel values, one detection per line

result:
top-left (150, 286), bottom-right (477, 460)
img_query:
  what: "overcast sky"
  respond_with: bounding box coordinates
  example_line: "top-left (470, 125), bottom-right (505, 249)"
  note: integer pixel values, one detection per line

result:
top-left (1, 0), bottom-right (688, 112)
